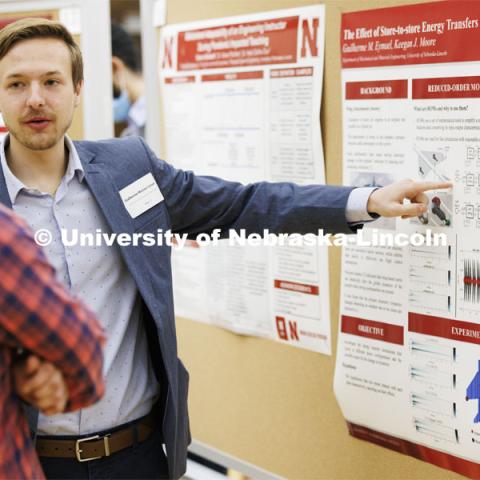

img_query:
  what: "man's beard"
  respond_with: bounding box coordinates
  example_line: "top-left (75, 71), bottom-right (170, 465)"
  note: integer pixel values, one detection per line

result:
top-left (8, 119), bottom-right (68, 151)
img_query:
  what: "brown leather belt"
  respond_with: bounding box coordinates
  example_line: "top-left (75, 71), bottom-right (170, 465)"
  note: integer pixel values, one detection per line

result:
top-left (36, 411), bottom-right (158, 462)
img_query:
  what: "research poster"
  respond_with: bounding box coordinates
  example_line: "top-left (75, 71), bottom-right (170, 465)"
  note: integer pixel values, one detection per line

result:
top-left (335, 1), bottom-right (480, 477)
top-left (158, 6), bottom-right (331, 352)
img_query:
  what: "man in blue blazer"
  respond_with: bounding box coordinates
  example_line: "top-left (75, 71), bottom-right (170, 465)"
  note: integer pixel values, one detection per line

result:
top-left (0, 18), bottom-right (450, 480)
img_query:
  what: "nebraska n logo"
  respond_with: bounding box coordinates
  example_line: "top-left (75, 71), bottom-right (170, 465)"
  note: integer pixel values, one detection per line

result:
top-left (301, 18), bottom-right (319, 58)
top-left (162, 36), bottom-right (174, 69)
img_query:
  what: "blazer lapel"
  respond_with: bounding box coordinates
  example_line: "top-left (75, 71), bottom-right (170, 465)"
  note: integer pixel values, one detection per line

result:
top-left (76, 143), bottom-right (135, 235)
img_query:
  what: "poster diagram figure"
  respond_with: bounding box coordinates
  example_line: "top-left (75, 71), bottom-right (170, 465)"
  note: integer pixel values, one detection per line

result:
top-left (416, 146), bottom-right (450, 183)
top-left (431, 196), bottom-right (451, 226)
top-left (413, 147), bottom-right (453, 227)
top-left (466, 360), bottom-right (480, 423)
top-left (414, 192), bottom-right (453, 228)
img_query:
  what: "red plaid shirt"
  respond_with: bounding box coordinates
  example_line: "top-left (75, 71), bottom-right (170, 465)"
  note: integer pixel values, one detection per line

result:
top-left (0, 205), bottom-right (105, 480)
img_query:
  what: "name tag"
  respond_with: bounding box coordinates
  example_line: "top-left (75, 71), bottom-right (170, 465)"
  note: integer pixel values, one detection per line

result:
top-left (119, 173), bottom-right (164, 218)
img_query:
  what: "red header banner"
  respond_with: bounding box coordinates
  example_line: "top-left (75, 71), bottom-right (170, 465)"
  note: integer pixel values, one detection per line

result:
top-left (412, 76), bottom-right (480, 99)
top-left (409, 312), bottom-right (480, 345)
top-left (201, 71), bottom-right (263, 82)
top-left (164, 76), bottom-right (195, 84)
top-left (270, 67), bottom-right (314, 78)
top-left (177, 16), bottom-right (299, 71)
top-left (342, 1), bottom-right (480, 68)
top-left (346, 79), bottom-right (408, 99)
top-left (274, 279), bottom-right (319, 296)
top-left (341, 315), bottom-right (404, 345)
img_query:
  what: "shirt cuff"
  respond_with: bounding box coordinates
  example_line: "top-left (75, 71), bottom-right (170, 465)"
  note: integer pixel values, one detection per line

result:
top-left (345, 187), bottom-right (380, 224)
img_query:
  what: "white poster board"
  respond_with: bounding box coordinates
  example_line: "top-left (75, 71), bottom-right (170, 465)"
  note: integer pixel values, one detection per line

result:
top-left (335, 1), bottom-right (480, 477)
top-left (158, 5), bottom-right (332, 353)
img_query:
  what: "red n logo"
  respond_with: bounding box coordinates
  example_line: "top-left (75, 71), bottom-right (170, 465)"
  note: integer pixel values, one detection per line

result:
top-left (288, 321), bottom-right (299, 341)
top-left (162, 37), bottom-right (174, 69)
top-left (301, 18), bottom-right (319, 58)
top-left (275, 317), bottom-right (300, 341)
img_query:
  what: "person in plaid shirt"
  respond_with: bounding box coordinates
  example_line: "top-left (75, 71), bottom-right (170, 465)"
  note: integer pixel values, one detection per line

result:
top-left (0, 204), bottom-right (105, 480)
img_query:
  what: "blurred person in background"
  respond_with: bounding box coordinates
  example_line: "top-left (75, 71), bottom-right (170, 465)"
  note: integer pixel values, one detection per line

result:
top-left (111, 22), bottom-right (145, 138)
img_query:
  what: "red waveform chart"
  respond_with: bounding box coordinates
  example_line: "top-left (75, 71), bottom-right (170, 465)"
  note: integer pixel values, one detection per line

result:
top-left (463, 259), bottom-right (480, 304)
top-left (457, 244), bottom-right (480, 321)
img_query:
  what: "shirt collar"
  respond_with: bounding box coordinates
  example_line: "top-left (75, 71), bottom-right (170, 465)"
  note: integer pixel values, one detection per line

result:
top-left (0, 134), bottom-right (84, 204)
top-left (64, 135), bottom-right (85, 183)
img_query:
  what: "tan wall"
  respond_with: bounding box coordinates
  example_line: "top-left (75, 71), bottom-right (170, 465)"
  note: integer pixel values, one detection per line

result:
top-left (171, 1), bottom-right (463, 478)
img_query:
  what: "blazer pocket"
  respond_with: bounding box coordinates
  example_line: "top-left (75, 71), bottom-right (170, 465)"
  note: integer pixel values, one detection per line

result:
top-left (133, 202), bottom-right (170, 232)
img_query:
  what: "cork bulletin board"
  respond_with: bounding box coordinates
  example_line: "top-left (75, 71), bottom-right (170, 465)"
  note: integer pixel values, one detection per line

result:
top-left (155, 0), bottom-right (464, 478)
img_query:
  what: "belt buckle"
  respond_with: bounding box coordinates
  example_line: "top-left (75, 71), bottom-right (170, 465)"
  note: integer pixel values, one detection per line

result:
top-left (75, 434), bottom-right (111, 462)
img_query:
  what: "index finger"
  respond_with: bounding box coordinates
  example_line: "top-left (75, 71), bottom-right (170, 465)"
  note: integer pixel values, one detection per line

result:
top-left (407, 181), bottom-right (452, 194)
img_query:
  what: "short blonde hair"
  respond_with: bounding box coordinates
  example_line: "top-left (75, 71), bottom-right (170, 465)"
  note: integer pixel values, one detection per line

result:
top-left (0, 17), bottom-right (83, 87)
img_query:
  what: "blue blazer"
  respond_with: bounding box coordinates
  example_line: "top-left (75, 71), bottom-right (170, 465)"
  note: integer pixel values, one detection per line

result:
top-left (0, 136), bottom-right (355, 479)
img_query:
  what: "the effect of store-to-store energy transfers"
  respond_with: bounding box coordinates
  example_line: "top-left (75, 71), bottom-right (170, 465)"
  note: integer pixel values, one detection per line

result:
top-left (336, 1), bottom-right (480, 475)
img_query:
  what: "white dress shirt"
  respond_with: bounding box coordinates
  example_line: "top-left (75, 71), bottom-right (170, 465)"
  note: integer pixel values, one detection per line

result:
top-left (0, 135), bottom-right (160, 435)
